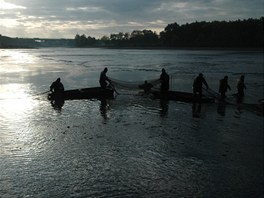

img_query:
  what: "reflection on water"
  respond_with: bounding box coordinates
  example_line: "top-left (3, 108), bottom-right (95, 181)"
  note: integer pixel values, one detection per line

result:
top-left (0, 86), bottom-right (41, 163)
top-left (192, 102), bottom-right (202, 118)
top-left (0, 48), bottom-right (263, 197)
top-left (50, 98), bottom-right (65, 110)
top-left (100, 99), bottom-right (110, 121)
top-left (217, 100), bottom-right (226, 116)
top-left (0, 84), bottom-right (37, 123)
top-left (159, 99), bottom-right (169, 117)
top-left (0, 50), bottom-right (37, 74)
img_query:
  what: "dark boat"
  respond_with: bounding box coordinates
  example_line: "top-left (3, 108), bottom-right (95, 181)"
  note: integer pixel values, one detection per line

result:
top-left (48, 87), bottom-right (115, 101)
top-left (151, 90), bottom-right (214, 103)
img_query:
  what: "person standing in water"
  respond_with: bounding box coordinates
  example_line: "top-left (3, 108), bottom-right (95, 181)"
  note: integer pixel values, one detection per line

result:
top-left (99, 67), bottom-right (111, 89)
top-left (193, 73), bottom-right (209, 99)
top-left (159, 68), bottom-right (170, 93)
top-left (50, 78), bottom-right (64, 94)
top-left (49, 78), bottom-right (65, 105)
top-left (237, 75), bottom-right (246, 99)
top-left (219, 76), bottom-right (231, 98)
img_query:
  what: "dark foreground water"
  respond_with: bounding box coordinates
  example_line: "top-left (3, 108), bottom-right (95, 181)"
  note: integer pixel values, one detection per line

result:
top-left (0, 48), bottom-right (263, 197)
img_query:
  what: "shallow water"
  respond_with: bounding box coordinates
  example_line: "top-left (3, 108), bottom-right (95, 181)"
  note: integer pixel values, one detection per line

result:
top-left (0, 48), bottom-right (263, 197)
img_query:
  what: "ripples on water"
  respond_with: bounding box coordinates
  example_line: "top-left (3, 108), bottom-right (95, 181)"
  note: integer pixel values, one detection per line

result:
top-left (0, 48), bottom-right (263, 197)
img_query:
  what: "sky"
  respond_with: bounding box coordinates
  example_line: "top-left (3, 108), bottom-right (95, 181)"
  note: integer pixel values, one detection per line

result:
top-left (0, 0), bottom-right (263, 39)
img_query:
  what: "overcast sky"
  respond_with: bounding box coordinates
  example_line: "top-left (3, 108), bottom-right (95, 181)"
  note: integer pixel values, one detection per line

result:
top-left (0, 0), bottom-right (263, 38)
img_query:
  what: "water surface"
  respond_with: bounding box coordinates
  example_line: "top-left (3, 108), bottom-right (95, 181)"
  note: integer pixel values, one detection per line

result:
top-left (0, 48), bottom-right (263, 197)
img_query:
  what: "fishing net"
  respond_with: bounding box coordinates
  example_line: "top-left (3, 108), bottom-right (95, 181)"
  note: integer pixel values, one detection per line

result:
top-left (203, 87), bottom-right (239, 104)
top-left (203, 87), bottom-right (220, 99)
top-left (107, 72), bottom-right (182, 92)
top-left (109, 77), bottom-right (161, 90)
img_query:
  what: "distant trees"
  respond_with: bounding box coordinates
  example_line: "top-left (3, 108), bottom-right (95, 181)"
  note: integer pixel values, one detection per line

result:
top-left (0, 35), bottom-right (40, 48)
top-left (1, 17), bottom-right (262, 48)
top-left (0, 35), bottom-right (74, 48)
top-left (160, 18), bottom-right (263, 48)
top-left (74, 17), bottom-right (263, 48)
top-left (74, 34), bottom-right (97, 47)
top-left (74, 29), bottom-right (160, 47)
top-left (130, 30), bottom-right (160, 46)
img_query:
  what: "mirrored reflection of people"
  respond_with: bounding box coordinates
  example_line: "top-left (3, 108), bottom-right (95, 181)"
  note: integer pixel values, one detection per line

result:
top-left (99, 67), bottom-right (111, 89)
top-left (139, 80), bottom-right (153, 94)
top-left (51, 99), bottom-right (65, 110)
top-left (159, 99), bottom-right (169, 118)
top-left (192, 102), bottom-right (201, 118)
top-left (217, 100), bottom-right (226, 116)
top-left (237, 75), bottom-right (246, 100)
top-left (219, 76), bottom-right (231, 99)
top-left (160, 68), bottom-right (170, 94)
top-left (193, 73), bottom-right (208, 101)
top-left (100, 99), bottom-right (108, 121)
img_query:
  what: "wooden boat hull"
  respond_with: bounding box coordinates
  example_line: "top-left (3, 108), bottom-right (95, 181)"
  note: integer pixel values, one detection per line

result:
top-left (48, 87), bottom-right (114, 101)
top-left (151, 90), bottom-right (214, 103)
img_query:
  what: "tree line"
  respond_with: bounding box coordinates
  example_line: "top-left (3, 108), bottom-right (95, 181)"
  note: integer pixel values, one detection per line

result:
top-left (0, 35), bottom-right (74, 48)
top-left (75, 17), bottom-right (263, 48)
top-left (1, 17), bottom-right (263, 48)
top-left (0, 34), bottom-right (40, 48)
top-left (75, 29), bottom-right (161, 47)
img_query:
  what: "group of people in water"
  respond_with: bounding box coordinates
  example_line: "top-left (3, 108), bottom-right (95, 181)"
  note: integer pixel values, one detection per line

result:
top-left (50, 67), bottom-right (247, 102)
top-left (192, 72), bottom-right (246, 101)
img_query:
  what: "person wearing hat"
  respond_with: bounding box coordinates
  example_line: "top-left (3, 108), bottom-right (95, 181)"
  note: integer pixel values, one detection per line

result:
top-left (193, 73), bottom-right (208, 99)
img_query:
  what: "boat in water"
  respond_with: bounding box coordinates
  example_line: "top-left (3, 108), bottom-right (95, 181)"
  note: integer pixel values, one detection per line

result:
top-left (48, 87), bottom-right (115, 101)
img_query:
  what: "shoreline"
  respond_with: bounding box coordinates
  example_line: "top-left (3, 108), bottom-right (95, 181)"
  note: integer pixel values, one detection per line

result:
top-left (1, 46), bottom-right (263, 51)
top-left (101, 46), bottom-right (263, 51)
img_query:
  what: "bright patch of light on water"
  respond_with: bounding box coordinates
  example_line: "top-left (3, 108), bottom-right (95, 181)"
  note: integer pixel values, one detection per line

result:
top-left (0, 84), bottom-right (37, 122)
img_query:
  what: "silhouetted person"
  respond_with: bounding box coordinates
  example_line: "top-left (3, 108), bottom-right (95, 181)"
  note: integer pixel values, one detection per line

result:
top-left (193, 73), bottom-right (208, 99)
top-left (219, 76), bottom-right (231, 98)
top-left (139, 80), bottom-right (153, 93)
top-left (159, 68), bottom-right (170, 93)
top-left (237, 75), bottom-right (246, 98)
top-left (50, 78), bottom-right (64, 93)
top-left (49, 78), bottom-right (64, 105)
top-left (99, 67), bottom-right (111, 89)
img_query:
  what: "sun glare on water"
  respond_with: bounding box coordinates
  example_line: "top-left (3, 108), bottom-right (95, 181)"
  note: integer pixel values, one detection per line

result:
top-left (0, 84), bottom-right (41, 156)
top-left (0, 84), bottom-right (36, 121)
top-left (0, 50), bottom-right (37, 73)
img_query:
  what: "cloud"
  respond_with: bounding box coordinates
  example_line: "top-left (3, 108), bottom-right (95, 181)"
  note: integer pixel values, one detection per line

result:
top-left (1, 0), bottom-right (263, 38)
top-left (0, 0), bottom-right (26, 10)
top-left (66, 6), bottom-right (103, 12)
